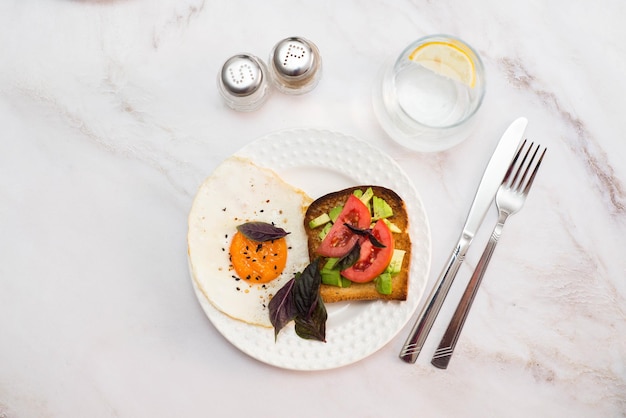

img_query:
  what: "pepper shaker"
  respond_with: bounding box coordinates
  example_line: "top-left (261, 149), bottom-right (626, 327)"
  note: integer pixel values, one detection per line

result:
top-left (268, 37), bottom-right (322, 95)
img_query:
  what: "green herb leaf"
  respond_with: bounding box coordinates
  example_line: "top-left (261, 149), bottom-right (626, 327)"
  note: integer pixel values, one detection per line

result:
top-left (343, 223), bottom-right (386, 248)
top-left (268, 277), bottom-right (297, 341)
top-left (237, 222), bottom-right (290, 242)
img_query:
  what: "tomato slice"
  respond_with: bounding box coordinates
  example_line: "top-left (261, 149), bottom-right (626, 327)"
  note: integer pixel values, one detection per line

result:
top-left (341, 219), bottom-right (394, 283)
top-left (316, 194), bottom-right (371, 258)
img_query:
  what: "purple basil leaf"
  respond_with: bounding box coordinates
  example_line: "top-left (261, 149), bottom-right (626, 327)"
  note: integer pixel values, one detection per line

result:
top-left (336, 241), bottom-right (360, 270)
top-left (237, 222), bottom-right (290, 242)
top-left (343, 223), bottom-right (386, 248)
top-left (367, 235), bottom-right (386, 248)
top-left (293, 260), bottom-right (322, 318)
top-left (294, 299), bottom-right (327, 342)
top-left (269, 259), bottom-right (328, 343)
top-left (268, 277), bottom-right (297, 341)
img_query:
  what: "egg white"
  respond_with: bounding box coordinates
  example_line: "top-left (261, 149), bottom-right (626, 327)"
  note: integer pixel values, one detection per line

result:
top-left (188, 156), bottom-right (312, 327)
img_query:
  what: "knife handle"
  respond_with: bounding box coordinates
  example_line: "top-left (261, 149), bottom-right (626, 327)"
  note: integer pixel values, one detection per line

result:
top-left (399, 233), bottom-right (472, 363)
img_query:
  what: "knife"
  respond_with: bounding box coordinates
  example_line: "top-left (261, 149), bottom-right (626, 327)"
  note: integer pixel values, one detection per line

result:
top-left (399, 117), bottom-right (528, 364)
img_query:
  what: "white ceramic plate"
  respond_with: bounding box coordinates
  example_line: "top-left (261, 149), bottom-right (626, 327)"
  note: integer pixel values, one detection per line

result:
top-left (190, 129), bottom-right (431, 370)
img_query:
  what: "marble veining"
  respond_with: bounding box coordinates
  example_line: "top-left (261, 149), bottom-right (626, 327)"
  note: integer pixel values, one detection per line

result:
top-left (499, 56), bottom-right (626, 217)
top-left (151, 0), bottom-right (207, 49)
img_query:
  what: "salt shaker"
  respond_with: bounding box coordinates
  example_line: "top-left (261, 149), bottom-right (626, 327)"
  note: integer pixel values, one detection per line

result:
top-left (268, 37), bottom-right (322, 95)
top-left (217, 54), bottom-right (270, 112)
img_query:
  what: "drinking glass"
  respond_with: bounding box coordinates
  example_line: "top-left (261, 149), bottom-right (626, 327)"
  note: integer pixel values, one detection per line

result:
top-left (373, 35), bottom-right (486, 152)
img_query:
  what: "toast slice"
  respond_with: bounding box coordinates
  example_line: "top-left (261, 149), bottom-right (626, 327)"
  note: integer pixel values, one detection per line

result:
top-left (304, 186), bottom-right (411, 303)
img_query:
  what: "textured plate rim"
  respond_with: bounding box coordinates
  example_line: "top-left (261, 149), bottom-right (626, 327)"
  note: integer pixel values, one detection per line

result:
top-left (188, 128), bottom-right (431, 371)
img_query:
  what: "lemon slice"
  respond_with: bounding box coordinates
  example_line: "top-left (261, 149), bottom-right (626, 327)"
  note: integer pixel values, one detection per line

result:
top-left (408, 41), bottom-right (476, 87)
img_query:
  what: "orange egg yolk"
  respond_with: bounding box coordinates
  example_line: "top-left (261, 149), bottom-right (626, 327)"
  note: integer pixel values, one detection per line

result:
top-left (229, 231), bottom-right (287, 284)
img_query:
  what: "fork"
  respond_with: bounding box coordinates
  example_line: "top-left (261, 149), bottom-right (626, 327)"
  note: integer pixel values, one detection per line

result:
top-left (430, 140), bottom-right (546, 369)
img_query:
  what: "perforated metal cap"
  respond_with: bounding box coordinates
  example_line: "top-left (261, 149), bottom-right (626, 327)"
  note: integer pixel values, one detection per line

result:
top-left (269, 37), bottom-right (321, 94)
top-left (272, 37), bottom-right (316, 78)
top-left (220, 54), bottom-right (265, 96)
top-left (217, 53), bottom-right (270, 111)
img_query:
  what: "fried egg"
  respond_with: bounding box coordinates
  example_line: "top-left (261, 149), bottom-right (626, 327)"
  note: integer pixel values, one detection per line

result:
top-left (188, 156), bottom-right (312, 327)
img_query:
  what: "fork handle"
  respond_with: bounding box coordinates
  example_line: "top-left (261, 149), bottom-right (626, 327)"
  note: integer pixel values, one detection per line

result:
top-left (431, 215), bottom-right (506, 369)
top-left (399, 233), bottom-right (472, 363)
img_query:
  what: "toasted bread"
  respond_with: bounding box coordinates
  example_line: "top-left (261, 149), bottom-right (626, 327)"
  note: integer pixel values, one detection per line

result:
top-left (304, 186), bottom-right (411, 303)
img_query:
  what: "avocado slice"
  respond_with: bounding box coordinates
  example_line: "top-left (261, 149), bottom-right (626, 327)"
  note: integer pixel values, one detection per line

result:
top-left (309, 213), bottom-right (331, 229)
top-left (318, 222), bottom-right (332, 240)
top-left (374, 272), bottom-right (392, 295)
top-left (321, 258), bottom-right (352, 287)
top-left (359, 187), bottom-right (374, 206)
top-left (321, 268), bottom-right (342, 286)
top-left (382, 218), bottom-right (402, 233)
top-left (386, 249), bottom-right (405, 275)
top-left (328, 205), bottom-right (343, 223)
top-left (373, 196), bottom-right (393, 220)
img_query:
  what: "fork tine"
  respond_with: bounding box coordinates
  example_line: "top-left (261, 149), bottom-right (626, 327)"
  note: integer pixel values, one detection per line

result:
top-left (503, 139), bottom-right (527, 184)
top-left (510, 141), bottom-right (534, 190)
top-left (522, 146), bottom-right (547, 195)
top-left (515, 143), bottom-right (540, 192)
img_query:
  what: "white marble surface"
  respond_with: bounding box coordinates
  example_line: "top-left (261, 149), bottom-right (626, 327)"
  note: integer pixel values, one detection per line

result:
top-left (1, 0), bottom-right (625, 417)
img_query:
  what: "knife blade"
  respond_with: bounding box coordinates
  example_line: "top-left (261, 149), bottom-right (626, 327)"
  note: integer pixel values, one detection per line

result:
top-left (399, 117), bottom-right (528, 364)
